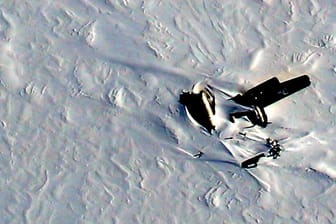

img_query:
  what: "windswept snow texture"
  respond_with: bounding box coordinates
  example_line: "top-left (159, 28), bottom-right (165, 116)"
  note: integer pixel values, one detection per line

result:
top-left (1, 0), bottom-right (336, 223)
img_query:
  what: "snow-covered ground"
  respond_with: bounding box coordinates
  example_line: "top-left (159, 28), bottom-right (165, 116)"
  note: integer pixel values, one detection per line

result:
top-left (0, 0), bottom-right (336, 223)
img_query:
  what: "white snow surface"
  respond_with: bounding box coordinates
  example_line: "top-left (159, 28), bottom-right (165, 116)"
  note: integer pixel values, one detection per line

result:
top-left (0, 0), bottom-right (336, 223)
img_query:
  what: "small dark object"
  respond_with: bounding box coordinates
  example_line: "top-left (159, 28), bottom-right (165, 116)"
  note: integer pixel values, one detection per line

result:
top-left (193, 151), bottom-right (204, 158)
top-left (241, 152), bottom-right (266, 168)
top-left (230, 75), bottom-right (311, 127)
top-left (266, 138), bottom-right (282, 159)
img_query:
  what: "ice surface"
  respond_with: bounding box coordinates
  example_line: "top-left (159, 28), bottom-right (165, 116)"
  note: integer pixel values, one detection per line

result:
top-left (0, 0), bottom-right (336, 223)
